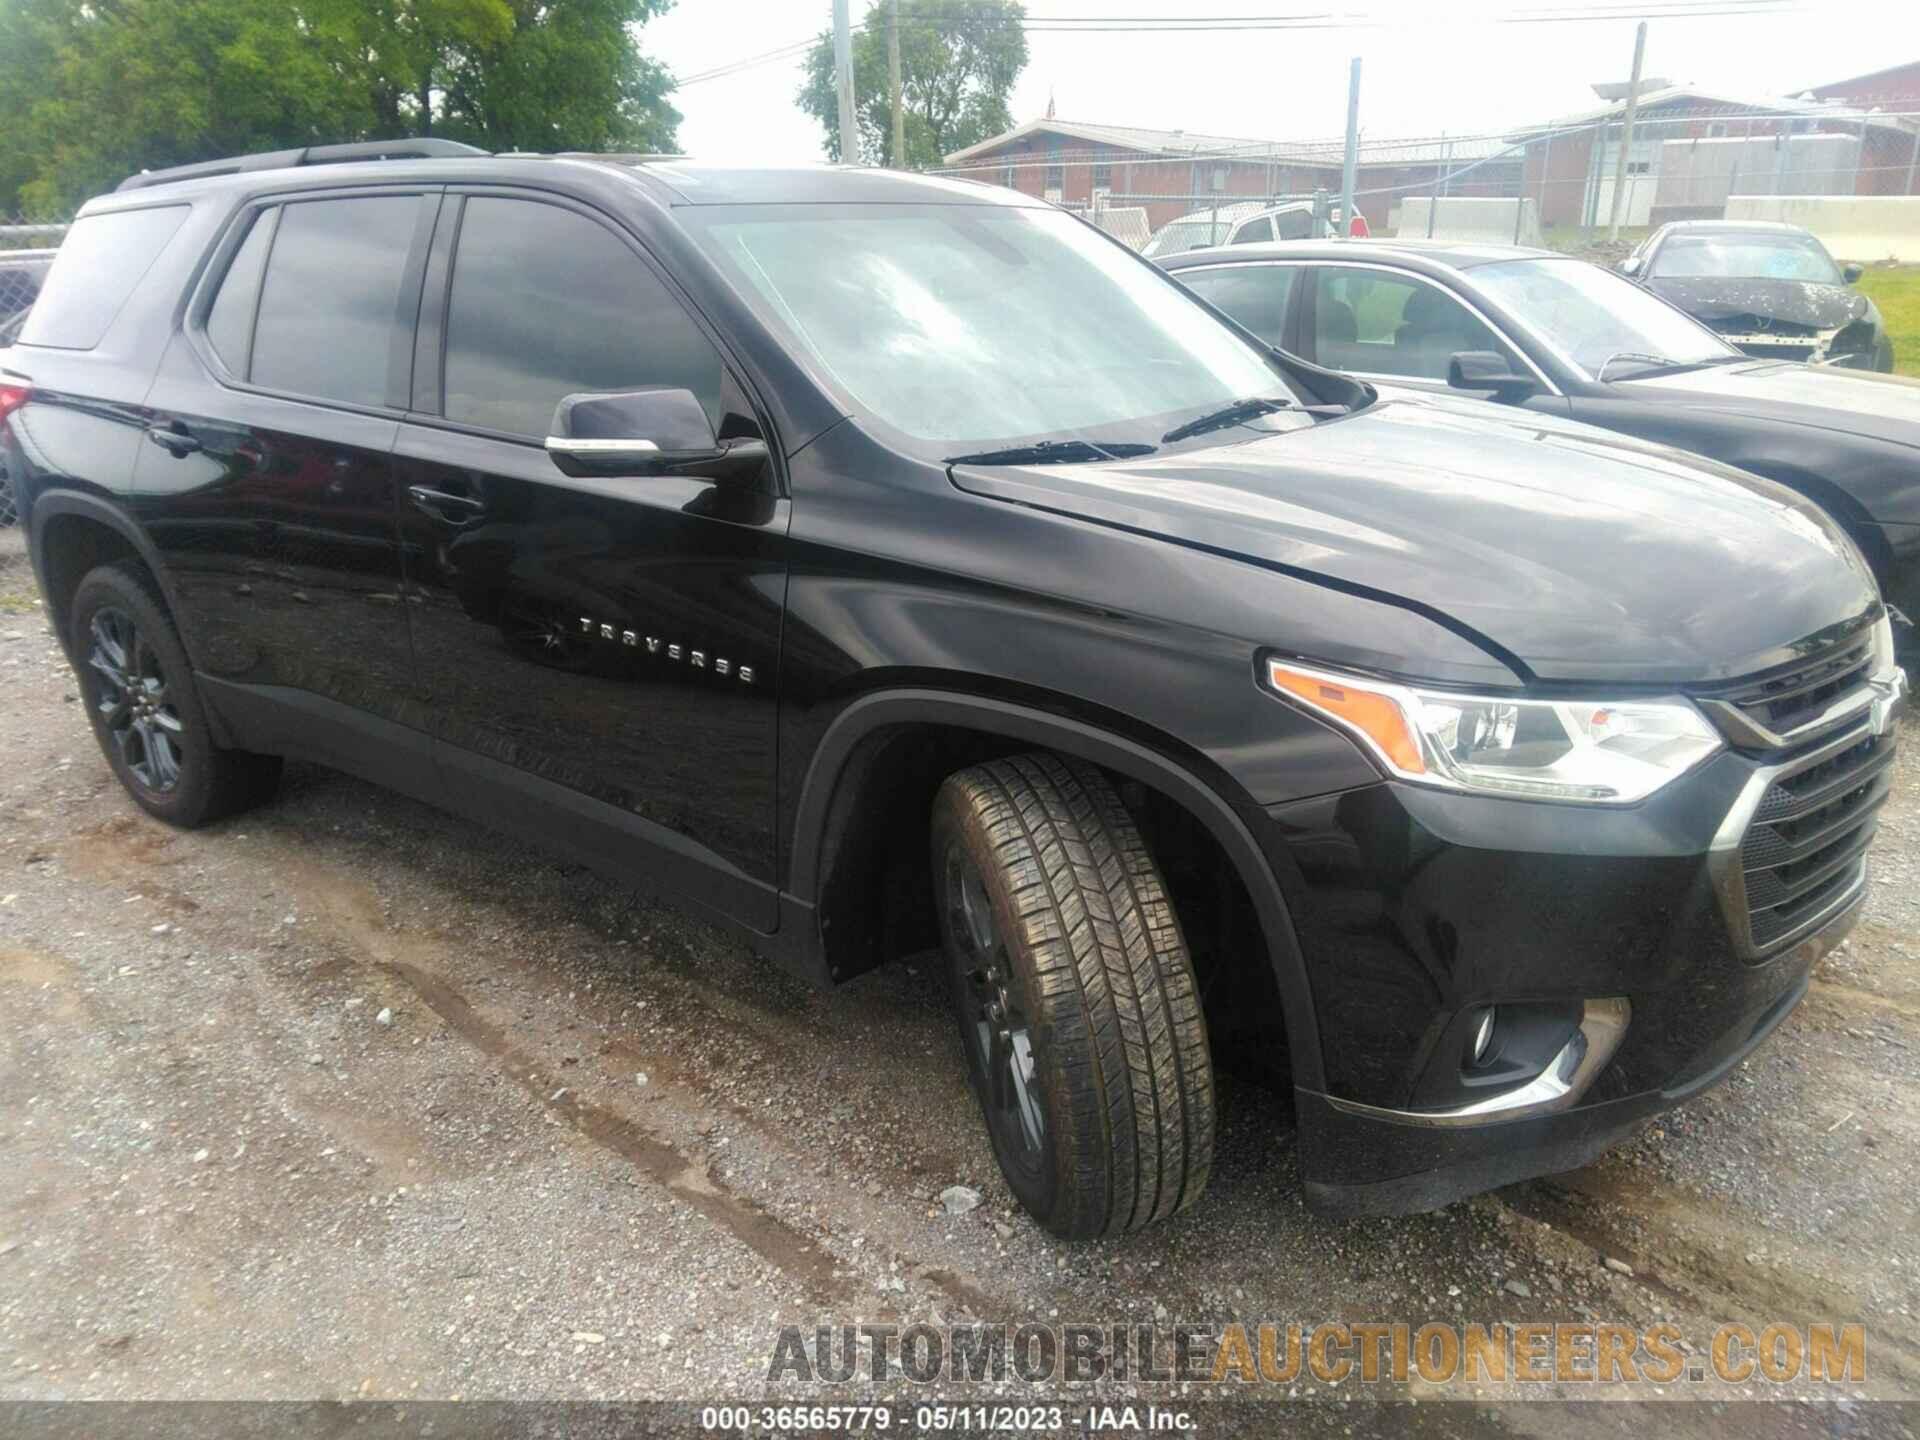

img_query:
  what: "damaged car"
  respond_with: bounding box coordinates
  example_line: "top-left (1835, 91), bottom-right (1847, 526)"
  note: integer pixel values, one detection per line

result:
top-left (1619, 220), bottom-right (1893, 371)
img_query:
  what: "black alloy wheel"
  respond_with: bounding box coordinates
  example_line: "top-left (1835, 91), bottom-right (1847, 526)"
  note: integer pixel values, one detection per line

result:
top-left (946, 842), bottom-right (1049, 1180)
top-left (86, 605), bottom-right (186, 794)
top-left (69, 563), bottom-right (281, 827)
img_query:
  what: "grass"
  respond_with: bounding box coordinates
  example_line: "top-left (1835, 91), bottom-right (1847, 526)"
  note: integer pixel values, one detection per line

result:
top-left (1855, 266), bottom-right (1920, 378)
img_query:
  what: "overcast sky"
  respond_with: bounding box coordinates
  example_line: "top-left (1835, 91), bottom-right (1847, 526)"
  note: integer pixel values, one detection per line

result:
top-left (640, 0), bottom-right (1920, 166)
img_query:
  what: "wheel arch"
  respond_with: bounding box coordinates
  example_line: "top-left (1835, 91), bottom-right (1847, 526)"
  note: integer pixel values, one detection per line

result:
top-left (786, 687), bottom-right (1327, 1091)
top-left (1734, 457), bottom-right (1897, 587)
top-left (29, 490), bottom-right (187, 655)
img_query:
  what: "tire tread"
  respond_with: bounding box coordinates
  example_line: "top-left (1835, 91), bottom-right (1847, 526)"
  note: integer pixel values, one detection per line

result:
top-left (937, 752), bottom-right (1214, 1236)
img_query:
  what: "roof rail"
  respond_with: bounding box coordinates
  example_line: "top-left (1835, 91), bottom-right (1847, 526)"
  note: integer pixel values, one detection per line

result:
top-left (116, 139), bottom-right (489, 193)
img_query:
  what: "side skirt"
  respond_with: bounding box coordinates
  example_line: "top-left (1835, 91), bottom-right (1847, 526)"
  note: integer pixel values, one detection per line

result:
top-left (196, 677), bottom-right (826, 981)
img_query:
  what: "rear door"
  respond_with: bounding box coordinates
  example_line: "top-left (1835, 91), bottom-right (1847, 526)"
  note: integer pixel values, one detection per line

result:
top-left (135, 189), bottom-right (437, 751)
top-left (394, 189), bottom-right (787, 928)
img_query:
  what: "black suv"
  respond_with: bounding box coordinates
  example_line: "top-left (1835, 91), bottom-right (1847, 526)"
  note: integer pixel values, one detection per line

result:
top-left (2, 142), bottom-right (1906, 1235)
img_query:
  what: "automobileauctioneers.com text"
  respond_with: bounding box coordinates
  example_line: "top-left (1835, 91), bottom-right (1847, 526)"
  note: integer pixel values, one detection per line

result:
top-left (767, 1320), bottom-right (1866, 1387)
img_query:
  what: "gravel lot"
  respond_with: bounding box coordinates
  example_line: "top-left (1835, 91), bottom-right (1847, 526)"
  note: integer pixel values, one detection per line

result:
top-left (1, 523), bottom-right (1917, 1430)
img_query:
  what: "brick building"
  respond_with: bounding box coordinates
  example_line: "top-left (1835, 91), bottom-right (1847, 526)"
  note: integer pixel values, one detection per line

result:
top-left (1808, 62), bottom-right (1920, 197)
top-left (1510, 81), bottom-right (1920, 230)
top-left (939, 119), bottom-right (1517, 234)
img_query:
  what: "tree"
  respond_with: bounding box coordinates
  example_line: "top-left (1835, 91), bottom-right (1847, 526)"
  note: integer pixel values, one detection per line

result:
top-left (0, 0), bottom-right (682, 216)
top-left (437, 0), bottom-right (681, 153)
top-left (2, 0), bottom-right (378, 215)
top-left (799, 0), bottom-right (1026, 168)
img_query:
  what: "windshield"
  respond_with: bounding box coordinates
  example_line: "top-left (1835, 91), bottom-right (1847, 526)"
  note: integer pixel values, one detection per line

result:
top-left (693, 205), bottom-right (1287, 452)
top-left (1649, 232), bottom-right (1843, 284)
top-left (1469, 257), bottom-right (1736, 379)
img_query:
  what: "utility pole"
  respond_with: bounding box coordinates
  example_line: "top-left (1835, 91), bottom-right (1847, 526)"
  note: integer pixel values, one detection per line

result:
top-left (1339, 57), bottom-right (1361, 238)
top-left (888, 0), bottom-right (905, 168)
top-left (1606, 20), bottom-right (1647, 241)
top-left (833, 0), bottom-right (860, 166)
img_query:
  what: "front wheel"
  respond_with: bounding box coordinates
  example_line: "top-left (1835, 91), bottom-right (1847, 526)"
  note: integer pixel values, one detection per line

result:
top-left (932, 753), bottom-right (1215, 1238)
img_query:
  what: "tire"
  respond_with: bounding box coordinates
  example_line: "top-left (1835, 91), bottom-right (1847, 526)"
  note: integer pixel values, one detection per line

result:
top-left (69, 563), bottom-right (282, 827)
top-left (932, 752), bottom-right (1215, 1238)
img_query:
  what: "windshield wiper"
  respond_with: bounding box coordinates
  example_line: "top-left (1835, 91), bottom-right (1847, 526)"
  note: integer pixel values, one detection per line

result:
top-left (1599, 351), bottom-right (1750, 382)
top-left (1161, 395), bottom-right (1292, 445)
top-left (944, 438), bottom-right (1157, 466)
top-left (1595, 351), bottom-right (1677, 382)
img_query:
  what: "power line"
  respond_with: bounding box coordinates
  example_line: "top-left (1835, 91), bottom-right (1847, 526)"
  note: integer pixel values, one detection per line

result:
top-left (673, 0), bottom-right (1817, 88)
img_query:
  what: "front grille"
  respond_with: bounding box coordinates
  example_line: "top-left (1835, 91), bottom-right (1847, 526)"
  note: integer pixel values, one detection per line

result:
top-left (1713, 315), bottom-right (1818, 338)
top-left (1733, 341), bottom-right (1822, 362)
top-left (1737, 728), bottom-right (1893, 952)
top-left (1712, 635), bottom-right (1875, 744)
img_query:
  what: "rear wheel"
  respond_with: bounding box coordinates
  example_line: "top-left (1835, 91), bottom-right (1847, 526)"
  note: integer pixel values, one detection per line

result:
top-left (70, 564), bottom-right (281, 827)
top-left (932, 752), bottom-right (1215, 1237)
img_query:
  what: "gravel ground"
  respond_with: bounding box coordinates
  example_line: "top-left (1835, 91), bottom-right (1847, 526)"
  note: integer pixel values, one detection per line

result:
top-left (1, 523), bottom-right (1917, 1430)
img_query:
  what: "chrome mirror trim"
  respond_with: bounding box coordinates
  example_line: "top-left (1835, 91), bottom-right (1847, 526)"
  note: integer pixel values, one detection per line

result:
top-left (544, 436), bottom-right (661, 455)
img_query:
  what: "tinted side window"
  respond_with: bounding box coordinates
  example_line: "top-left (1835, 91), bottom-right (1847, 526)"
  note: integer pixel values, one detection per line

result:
top-left (204, 209), bottom-right (276, 377)
top-left (1232, 217), bottom-right (1273, 244)
top-left (442, 197), bottom-right (723, 440)
top-left (18, 205), bottom-right (189, 350)
top-left (1179, 266), bottom-right (1297, 348)
top-left (250, 196), bottom-right (420, 408)
top-left (1311, 266), bottom-right (1507, 380)
top-left (1274, 209), bottom-right (1315, 241)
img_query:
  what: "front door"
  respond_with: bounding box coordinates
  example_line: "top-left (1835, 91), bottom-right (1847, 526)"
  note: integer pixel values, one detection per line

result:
top-left (135, 191), bottom-right (435, 732)
top-left (394, 191), bottom-right (787, 928)
top-left (1302, 264), bottom-right (1523, 391)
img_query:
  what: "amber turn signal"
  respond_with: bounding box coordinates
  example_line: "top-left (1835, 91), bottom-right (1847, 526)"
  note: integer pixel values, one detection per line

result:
top-left (1266, 660), bottom-right (1426, 775)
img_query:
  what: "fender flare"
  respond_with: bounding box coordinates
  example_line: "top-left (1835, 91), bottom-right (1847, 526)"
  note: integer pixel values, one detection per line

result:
top-left (787, 687), bottom-right (1327, 1090)
top-left (29, 487), bottom-right (191, 640)
top-left (1730, 457), bottom-right (1894, 582)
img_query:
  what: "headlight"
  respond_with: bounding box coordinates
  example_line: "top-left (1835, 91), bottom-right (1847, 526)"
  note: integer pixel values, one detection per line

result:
top-left (1266, 658), bottom-right (1724, 804)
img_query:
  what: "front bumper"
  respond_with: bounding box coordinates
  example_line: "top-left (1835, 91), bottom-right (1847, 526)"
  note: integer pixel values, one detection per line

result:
top-left (1261, 670), bottom-right (1903, 1217)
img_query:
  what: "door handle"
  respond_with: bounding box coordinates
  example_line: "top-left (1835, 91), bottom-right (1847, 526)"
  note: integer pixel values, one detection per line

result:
top-left (407, 485), bottom-right (486, 520)
top-left (145, 425), bottom-right (202, 456)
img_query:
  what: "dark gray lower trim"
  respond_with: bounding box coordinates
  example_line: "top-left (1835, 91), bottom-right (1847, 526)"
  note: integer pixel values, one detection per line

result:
top-left (198, 675), bottom-right (791, 956)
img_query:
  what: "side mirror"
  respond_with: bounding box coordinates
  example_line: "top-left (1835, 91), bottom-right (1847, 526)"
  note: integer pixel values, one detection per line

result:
top-left (1616, 256), bottom-right (1644, 278)
top-left (1843, 263), bottom-right (1863, 284)
top-left (1448, 351), bottom-right (1538, 403)
top-left (545, 387), bottom-right (767, 484)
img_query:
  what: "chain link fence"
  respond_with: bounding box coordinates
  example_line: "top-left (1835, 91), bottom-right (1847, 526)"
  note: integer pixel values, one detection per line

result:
top-left (931, 100), bottom-right (1920, 267)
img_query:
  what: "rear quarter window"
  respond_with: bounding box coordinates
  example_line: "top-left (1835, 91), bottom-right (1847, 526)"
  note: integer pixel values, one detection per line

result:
top-left (17, 205), bottom-right (190, 350)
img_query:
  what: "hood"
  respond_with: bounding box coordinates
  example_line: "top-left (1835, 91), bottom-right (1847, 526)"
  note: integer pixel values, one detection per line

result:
top-left (1646, 276), bottom-right (1866, 333)
top-left (949, 392), bottom-right (1877, 685)
top-left (1624, 359), bottom-right (1920, 449)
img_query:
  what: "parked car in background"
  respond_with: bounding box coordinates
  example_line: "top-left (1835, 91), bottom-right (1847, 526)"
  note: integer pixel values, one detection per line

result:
top-left (0, 251), bottom-right (48, 523)
top-left (3, 149), bottom-right (1903, 1235)
top-left (0, 248), bottom-right (57, 337)
top-left (1619, 220), bottom-right (1893, 371)
top-left (1141, 200), bottom-right (1328, 257)
top-left (1, 251), bottom-right (59, 521)
top-left (1158, 238), bottom-right (1920, 640)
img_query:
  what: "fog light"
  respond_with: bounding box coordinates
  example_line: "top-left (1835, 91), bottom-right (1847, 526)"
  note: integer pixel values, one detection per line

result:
top-left (1469, 1007), bottom-right (1497, 1066)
